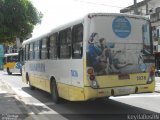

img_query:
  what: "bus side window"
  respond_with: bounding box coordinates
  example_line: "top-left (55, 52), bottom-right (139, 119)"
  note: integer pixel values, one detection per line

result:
top-left (72, 24), bottom-right (83, 59)
top-left (24, 45), bottom-right (26, 61)
top-left (34, 41), bottom-right (40, 60)
top-left (41, 38), bottom-right (48, 59)
top-left (142, 24), bottom-right (152, 55)
top-left (3, 57), bottom-right (6, 64)
top-left (49, 33), bottom-right (58, 59)
top-left (39, 40), bottom-right (42, 59)
top-left (59, 28), bottom-right (71, 59)
top-left (27, 44), bottom-right (30, 60)
top-left (29, 42), bottom-right (34, 60)
top-left (33, 43), bottom-right (35, 59)
top-left (18, 48), bottom-right (24, 63)
top-left (47, 37), bottom-right (50, 59)
top-left (25, 44), bottom-right (30, 61)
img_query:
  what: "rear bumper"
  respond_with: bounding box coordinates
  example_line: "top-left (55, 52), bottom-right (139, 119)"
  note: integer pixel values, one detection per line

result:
top-left (84, 81), bottom-right (155, 100)
top-left (4, 68), bottom-right (20, 73)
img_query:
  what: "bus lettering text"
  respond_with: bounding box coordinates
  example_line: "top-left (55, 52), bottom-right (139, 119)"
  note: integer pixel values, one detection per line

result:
top-left (137, 76), bottom-right (146, 81)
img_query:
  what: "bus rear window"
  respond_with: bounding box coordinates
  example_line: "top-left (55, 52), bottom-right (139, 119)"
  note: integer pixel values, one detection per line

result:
top-left (142, 23), bottom-right (152, 55)
top-left (7, 56), bottom-right (18, 62)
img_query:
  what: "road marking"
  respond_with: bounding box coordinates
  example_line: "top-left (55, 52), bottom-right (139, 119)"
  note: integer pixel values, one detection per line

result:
top-left (26, 102), bottom-right (55, 106)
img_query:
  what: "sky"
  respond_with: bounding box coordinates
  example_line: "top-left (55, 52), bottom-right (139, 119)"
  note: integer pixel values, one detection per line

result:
top-left (30, 0), bottom-right (143, 37)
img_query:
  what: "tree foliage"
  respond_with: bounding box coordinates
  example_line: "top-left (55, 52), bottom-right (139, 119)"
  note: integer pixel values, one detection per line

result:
top-left (0, 0), bottom-right (43, 43)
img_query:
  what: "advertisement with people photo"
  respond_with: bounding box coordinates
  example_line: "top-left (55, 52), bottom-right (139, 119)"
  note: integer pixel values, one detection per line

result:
top-left (86, 16), bottom-right (153, 76)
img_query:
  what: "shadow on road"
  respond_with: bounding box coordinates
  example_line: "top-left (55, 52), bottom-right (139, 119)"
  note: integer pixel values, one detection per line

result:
top-left (0, 93), bottom-right (34, 120)
top-left (22, 87), bottom-right (160, 120)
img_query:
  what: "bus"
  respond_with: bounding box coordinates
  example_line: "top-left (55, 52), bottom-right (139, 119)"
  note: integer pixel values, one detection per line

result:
top-left (4, 53), bottom-right (22, 75)
top-left (0, 44), bottom-right (4, 70)
top-left (19, 13), bottom-right (155, 103)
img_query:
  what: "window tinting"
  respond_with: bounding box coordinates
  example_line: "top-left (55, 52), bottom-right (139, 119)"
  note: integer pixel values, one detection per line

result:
top-left (59, 28), bottom-right (71, 59)
top-left (72, 24), bottom-right (83, 59)
top-left (7, 56), bottom-right (18, 62)
top-left (49, 33), bottom-right (58, 59)
top-left (29, 43), bottom-right (35, 60)
top-left (41, 38), bottom-right (48, 59)
top-left (25, 44), bottom-right (30, 60)
top-left (34, 41), bottom-right (40, 60)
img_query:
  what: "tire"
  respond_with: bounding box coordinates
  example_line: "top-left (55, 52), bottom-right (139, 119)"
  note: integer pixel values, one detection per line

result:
top-left (26, 73), bottom-right (35, 90)
top-left (20, 68), bottom-right (22, 76)
top-left (7, 68), bottom-right (12, 75)
top-left (51, 80), bottom-right (60, 103)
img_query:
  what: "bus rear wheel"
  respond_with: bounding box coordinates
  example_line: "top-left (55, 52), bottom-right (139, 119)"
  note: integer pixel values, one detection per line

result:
top-left (20, 68), bottom-right (22, 75)
top-left (7, 68), bottom-right (12, 75)
top-left (51, 79), bottom-right (60, 103)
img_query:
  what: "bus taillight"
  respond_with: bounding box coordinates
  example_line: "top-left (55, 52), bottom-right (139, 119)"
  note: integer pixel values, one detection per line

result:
top-left (89, 75), bottom-right (95, 81)
top-left (87, 68), bottom-right (99, 88)
top-left (87, 68), bottom-right (94, 75)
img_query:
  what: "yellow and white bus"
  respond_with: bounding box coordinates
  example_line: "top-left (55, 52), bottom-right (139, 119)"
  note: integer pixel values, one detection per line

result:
top-left (20, 13), bottom-right (155, 103)
top-left (4, 53), bottom-right (22, 75)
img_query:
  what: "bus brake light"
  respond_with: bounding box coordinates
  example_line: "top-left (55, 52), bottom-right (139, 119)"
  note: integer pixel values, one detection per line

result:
top-left (90, 75), bottom-right (95, 81)
top-left (87, 68), bottom-right (94, 75)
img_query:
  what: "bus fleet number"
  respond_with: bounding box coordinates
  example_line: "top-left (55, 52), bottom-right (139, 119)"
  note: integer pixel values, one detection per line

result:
top-left (137, 76), bottom-right (146, 81)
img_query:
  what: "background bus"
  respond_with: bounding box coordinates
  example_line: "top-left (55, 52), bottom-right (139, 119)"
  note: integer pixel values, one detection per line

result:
top-left (3, 53), bottom-right (22, 75)
top-left (20, 13), bottom-right (155, 103)
top-left (0, 45), bottom-right (4, 70)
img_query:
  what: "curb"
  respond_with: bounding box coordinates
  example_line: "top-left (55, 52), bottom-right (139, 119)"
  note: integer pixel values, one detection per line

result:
top-left (1, 79), bottom-right (48, 120)
top-left (0, 79), bottom-right (57, 120)
top-left (155, 83), bottom-right (160, 93)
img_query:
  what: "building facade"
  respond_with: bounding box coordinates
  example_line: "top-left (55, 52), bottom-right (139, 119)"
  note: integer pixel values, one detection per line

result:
top-left (120, 0), bottom-right (160, 69)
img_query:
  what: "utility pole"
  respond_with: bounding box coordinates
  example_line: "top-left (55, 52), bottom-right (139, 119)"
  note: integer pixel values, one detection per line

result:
top-left (134, 0), bottom-right (138, 14)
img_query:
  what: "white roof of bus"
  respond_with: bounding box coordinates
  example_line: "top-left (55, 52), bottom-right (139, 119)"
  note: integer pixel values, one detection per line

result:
top-left (22, 13), bottom-right (149, 45)
top-left (22, 18), bottom-right (84, 45)
top-left (4, 53), bottom-right (18, 57)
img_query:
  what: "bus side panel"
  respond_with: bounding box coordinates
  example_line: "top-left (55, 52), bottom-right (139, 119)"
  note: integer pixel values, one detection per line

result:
top-left (68, 59), bottom-right (85, 101)
top-left (83, 17), bottom-right (92, 87)
top-left (22, 66), bottom-right (27, 84)
top-left (55, 82), bottom-right (85, 101)
top-left (47, 60), bottom-right (72, 100)
top-left (71, 59), bottom-right (84, 87)
top-left (30, 61), bottom-right (47, 91)
top-left (45, 79), bottom-right (51, 93)
top-left (46, 58), bottom-right (85, 101)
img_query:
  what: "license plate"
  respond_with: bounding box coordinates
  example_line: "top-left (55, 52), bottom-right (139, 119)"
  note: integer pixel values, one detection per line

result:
top-left (114, 87), bottom-right (135, 95)
top-left (118, 74), bottom-right (130, 80)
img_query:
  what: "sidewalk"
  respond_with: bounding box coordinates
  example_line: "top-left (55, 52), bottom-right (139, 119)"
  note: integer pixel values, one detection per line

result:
top-left (155, 83), bottom-right (160, 93)
top-left (155, 77), bottom-right (160, 93)
top-left (0, 79), bottom-right (33, 120)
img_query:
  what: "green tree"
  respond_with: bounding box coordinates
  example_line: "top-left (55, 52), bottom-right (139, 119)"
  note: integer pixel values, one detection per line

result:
top-left (0, 0), bottom-right (43, 43)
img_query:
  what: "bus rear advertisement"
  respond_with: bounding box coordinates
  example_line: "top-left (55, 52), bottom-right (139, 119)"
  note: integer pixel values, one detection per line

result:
top-left (19, 13), bottom-right (155, 103)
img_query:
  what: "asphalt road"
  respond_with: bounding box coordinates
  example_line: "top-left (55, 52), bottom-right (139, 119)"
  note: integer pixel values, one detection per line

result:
top-left (0, 71), bottom-right (160, 120)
